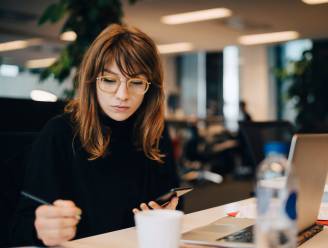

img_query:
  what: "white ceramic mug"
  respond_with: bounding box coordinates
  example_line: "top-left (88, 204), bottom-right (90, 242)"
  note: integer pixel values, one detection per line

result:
top-left (135, 209), bottom-right (183, 248)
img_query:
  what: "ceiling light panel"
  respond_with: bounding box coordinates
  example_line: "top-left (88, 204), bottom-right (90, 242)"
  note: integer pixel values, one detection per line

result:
top-left (302, 0), bottom-right (328, 4)
top-left (239, 31), bottom-right (300, 45)
top-left (25, 57), bottom-right (57, 68)
top-left (0, 38), bottom-right (43, 52)
top-left (157, 42), bottom-right (194, 54)
top-left (161, 8), bottom-right (232, 25)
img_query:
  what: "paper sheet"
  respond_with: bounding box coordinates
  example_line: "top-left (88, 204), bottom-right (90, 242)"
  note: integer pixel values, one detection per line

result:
top-left (318, 203), bottom-right (328, 220)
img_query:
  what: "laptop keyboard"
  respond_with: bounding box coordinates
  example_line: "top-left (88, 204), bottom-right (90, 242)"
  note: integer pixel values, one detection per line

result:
top-left (217, 225), bottom-right (254, 243)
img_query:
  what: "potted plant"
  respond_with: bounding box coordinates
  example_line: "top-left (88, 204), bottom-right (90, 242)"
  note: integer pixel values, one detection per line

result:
top-left (278, 45), bottom-right (328, 132)
top-left (36, 0), bottom-right (138, 98)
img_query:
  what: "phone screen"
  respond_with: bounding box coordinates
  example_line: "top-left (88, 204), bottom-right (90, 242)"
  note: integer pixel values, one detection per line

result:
top-left (155, 187), bottom-right (193, 206)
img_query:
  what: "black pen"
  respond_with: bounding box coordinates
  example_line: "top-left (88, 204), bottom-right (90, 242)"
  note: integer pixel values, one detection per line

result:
top-left (21, 191), bottom-right (82, 219)
top-left (21, 191), bottom-right (51, 205)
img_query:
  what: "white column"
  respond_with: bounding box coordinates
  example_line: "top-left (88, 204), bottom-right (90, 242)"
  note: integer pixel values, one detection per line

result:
top-left (223, 46), bottom-right (239, 131)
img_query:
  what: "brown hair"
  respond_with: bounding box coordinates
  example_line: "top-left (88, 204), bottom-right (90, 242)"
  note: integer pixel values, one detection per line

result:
top-left (65, 24), bottom-right (165, 162)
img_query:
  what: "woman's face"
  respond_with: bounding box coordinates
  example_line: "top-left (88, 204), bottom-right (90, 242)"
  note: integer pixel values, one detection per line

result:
top-left (96, 62), bottom-right (146, 121)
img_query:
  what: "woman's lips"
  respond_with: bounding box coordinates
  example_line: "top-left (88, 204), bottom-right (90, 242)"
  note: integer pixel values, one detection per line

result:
top-left (111, 105), bottom-right (130, 112)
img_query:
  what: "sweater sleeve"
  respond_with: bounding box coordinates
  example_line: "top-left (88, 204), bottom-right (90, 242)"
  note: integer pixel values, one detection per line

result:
top-left (9, 115), bottom-right (74, 246)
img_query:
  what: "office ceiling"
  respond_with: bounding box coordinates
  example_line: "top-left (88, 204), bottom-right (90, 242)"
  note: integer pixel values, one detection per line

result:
top-left (1, 0), bottom-right (328, 66)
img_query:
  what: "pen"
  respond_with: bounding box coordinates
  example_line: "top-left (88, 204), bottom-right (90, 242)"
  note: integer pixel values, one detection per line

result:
top-left (21, 191), bottom-right (82, 219)
top-left (21, 191), bottom-right (51, 205)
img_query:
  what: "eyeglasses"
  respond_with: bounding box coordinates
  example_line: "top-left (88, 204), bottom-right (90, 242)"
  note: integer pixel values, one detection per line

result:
top-left (96, 75), bottom-right (151, 95)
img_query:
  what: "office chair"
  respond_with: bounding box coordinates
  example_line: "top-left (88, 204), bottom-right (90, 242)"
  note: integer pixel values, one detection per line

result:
top-left (0, 98), bottom-right (66, 245)
top-left (0, 98), bottom-right (65, 132)
top-left (179, 122), bottom-right (240, 184)
top-left (238, 121), bottom-right (295, 173)
top-left (0, 132), bottom-right (38, 247)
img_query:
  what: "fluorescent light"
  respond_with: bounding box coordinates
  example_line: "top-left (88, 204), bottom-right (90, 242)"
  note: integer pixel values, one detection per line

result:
top-left (25, 57), bottom-right (57, 69)
top-left (0, 64), bottom-right (19, 77)
top-left (161, 8), bottom-right (232, 25)
top-left (0, 38), bottom-right (43, 52)
top-left (30, 90), bottom-right (58, 102)
top-left (60, 31), bottom-right (77, 41)
top-left (239, 31), bottom-right (299, 45)
top-left (302, 0), bottom-right (328, 4)
top-left (157, 42), bottom-right (194, 54)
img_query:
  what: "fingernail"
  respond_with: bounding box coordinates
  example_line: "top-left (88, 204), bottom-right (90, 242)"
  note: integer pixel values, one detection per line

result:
top-left (141, 203), bottom-right (147, 208)
top-left (76, 215), bottom-right (81, 220)
top-left (148, 201), bottom-right (154, 206)
top-left (132, 209), bottom-right (138, 213)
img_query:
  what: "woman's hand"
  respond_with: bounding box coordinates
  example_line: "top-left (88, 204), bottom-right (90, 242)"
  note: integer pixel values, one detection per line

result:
top-left (132, 197), bottom-right (179, 214)
top-left (34, 200), bottom-right (82, 246)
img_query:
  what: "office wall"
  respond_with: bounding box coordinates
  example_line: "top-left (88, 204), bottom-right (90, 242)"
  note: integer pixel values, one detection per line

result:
top-left (0, 70), bottom-right (73, 99)
top-left (161, 55), bottom-right (177, 95)
top-left (160, 55), bottom-right (178, 115)
top-left (239, 45), bottom-right (276, 121)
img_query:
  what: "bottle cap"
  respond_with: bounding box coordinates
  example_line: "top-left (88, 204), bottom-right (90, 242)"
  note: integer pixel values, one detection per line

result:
top-left (264, 141), bottom-right (289, 156)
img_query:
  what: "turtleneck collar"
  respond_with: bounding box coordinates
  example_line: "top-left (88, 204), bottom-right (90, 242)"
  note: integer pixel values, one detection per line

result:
top-left (100, 112), bottom-right (136, 129)
top-left (99, 112), bottom-right (137, 144)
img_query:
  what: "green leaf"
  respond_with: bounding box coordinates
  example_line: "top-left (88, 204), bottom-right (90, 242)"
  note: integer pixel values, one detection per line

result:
top-left (38, 3), bottom-right (57, 25)
top-left (38, 2), bottom-right (68, 25)
top-left (36, 0), bottom-right (141, 98)
top-left (98, 0), bottom-right (111, 7)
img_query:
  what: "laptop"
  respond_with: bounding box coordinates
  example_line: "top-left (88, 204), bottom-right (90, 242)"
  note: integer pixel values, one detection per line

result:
top-left (182, 134), bottom-right (328, 247)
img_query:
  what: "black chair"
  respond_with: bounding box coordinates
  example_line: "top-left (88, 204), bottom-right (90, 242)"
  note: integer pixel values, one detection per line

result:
top-left (0, 98), bottom-right (65, 246)
top-left (0, 132), bottom-right (38, 247)
top-left (238, 121), bottom-right (295, 173)
top-left (0, 98), bottom-right (65, 132)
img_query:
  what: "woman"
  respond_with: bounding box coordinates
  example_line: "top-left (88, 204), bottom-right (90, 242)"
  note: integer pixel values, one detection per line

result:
top-left (10, 24), bottom-right (180, 246)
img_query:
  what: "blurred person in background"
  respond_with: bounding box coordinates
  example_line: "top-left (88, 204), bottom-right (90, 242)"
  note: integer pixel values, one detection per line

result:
top-left (239, 100), bottom-right (252, 122)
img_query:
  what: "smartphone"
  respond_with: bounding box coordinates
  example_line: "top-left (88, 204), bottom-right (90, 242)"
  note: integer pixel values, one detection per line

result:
top-left (155, 186), bottom-right (193, 206)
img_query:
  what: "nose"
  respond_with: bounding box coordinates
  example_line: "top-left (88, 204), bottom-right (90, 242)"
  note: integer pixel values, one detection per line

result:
top-left (115, 81), bottom-right (129, 101)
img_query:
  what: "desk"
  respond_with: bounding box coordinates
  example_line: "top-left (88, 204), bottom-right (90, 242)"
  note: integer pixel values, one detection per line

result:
top-left (62, 198), bottom-right (328, 248)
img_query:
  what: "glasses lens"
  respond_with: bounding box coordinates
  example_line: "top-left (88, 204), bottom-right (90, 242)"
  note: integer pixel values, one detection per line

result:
top-left (99, 76), bottom-right (119, 93)
top-left (128, 78), bottom-right (148, 94)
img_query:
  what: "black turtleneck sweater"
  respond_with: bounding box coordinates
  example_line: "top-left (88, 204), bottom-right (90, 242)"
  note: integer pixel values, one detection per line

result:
top-left (10, 113), bottom-right (179, 246)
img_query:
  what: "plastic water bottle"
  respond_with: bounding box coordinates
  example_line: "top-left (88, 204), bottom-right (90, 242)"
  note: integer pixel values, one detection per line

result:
top-left (255, 142), bottom-right (298, 248)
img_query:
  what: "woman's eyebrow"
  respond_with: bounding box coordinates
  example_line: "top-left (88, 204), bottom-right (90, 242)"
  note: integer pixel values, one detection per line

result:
top-left (130, 73), bottom-right (145, 77)
top-left (103, 69), bottom-right (145, 78)
top-left (103, 69), bottom-right (118, 75)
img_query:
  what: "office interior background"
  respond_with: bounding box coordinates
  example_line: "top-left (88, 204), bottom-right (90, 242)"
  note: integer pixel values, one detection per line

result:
top-left (1, 0), bottom-right (328, 213)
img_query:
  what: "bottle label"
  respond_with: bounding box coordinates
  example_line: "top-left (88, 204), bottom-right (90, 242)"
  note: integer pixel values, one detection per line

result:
top-left (285, 191), bottom-right (297, 220)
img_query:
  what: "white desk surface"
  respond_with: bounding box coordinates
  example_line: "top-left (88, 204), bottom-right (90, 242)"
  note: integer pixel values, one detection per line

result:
top-left (61, 197), bottom-right (328, 248)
